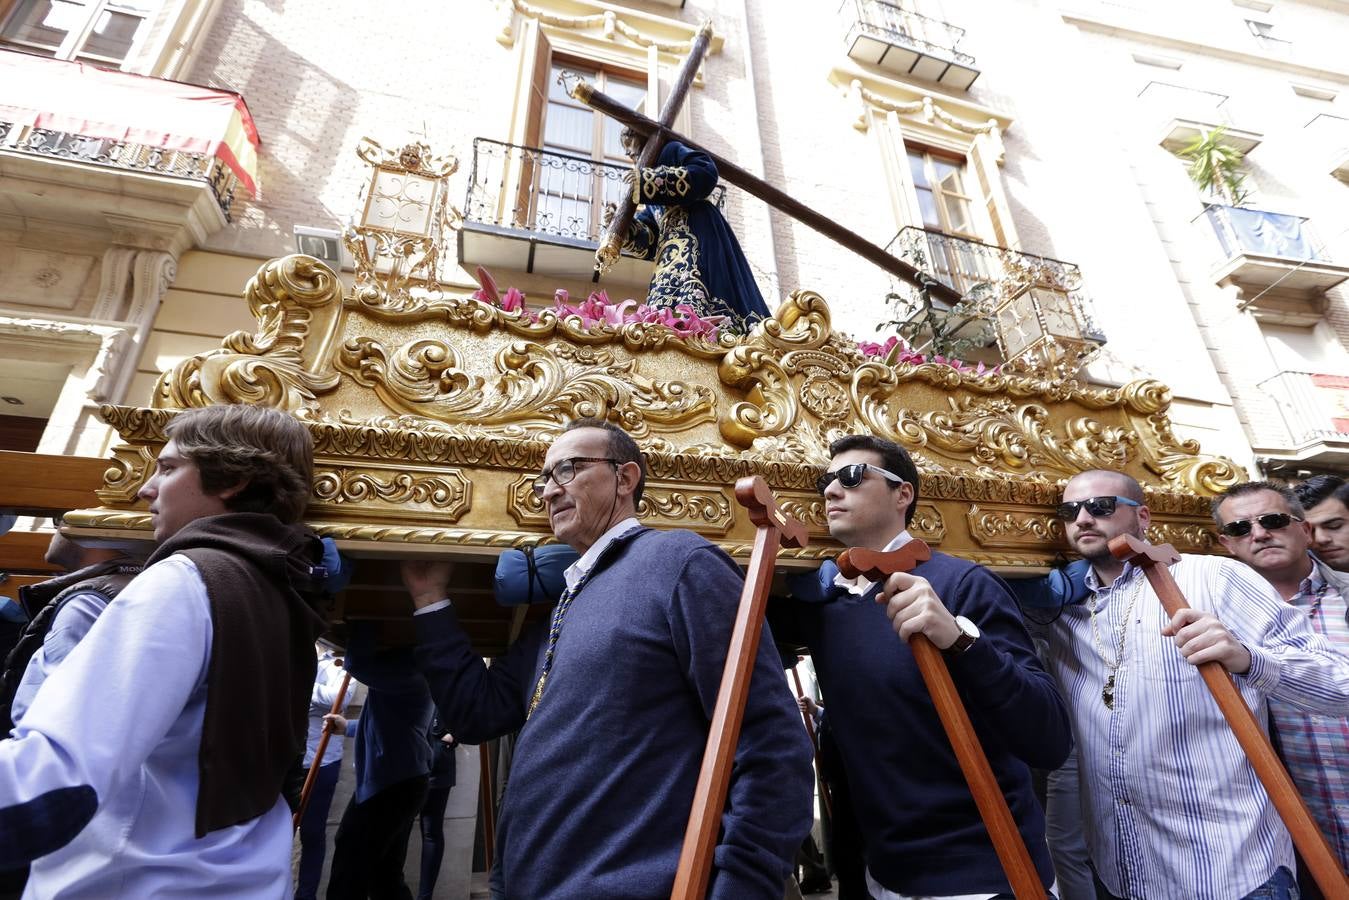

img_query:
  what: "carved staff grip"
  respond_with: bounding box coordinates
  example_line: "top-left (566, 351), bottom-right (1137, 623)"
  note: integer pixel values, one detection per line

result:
top-left (1108, 534), bottom-right (1349, 897)
top-left (837, 542), bottom-right (1045, 900)
top-left (293, 668), bottom-right (352, 830)
top-left (671, 476), bottom-right (807, 900)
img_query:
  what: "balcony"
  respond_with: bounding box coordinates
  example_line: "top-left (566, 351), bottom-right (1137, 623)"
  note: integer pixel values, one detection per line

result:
top-left (1202, 204), bottom-right (1349, 303)
top-left (460, 138), bottom-right (723, 283)
top-left (839, 0), bottom-right (979, 91)
top-left (0, 50), bottom-right (258, 252)
top-left (1137, 82), bottom-right (1262, 155)
top-left (1258, 371), bottom-right (1349, 468)
top-left (884, 227), bottom-right (1105, 372)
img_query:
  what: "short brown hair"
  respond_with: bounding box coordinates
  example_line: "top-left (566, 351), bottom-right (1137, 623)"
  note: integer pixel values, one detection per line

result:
top-left (829, 434), bottom-right (920, 526)
top-left (165, 405), bottom-right (313, 523)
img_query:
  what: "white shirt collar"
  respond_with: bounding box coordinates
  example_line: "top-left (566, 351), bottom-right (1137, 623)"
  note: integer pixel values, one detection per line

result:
top-left (833, 530), bottom-right (912, 595)
top-left (563, 517), bottom-right (642, 591)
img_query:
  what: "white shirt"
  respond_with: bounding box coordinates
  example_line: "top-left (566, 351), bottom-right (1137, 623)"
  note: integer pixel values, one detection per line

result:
top-left (1, 555), bottom-right (291, 899)
top-left (304, 650), bottom-right (353, 767)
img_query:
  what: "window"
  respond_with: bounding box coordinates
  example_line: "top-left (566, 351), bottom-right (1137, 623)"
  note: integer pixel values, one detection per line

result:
top-left (0, 0), bottom-right (158, 67)
top-left (908, 148), bottom-right (977, 238)
top-left (1245, 18), bottom-right (1291, 53)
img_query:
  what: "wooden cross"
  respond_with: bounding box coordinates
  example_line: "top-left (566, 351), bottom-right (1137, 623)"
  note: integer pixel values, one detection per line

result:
top-left (567, 74), bottom-right (962, 306)
top-left (836, 539), bottom-right (1045, 900)
top-left (670, 476), bottom-right (807, 900)
top-left (1109, 533), bottom-right (1349, 898)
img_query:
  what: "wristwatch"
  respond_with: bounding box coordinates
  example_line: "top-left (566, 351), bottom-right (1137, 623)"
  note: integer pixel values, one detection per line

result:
top-left (945, 615), bottom-right (980, 656)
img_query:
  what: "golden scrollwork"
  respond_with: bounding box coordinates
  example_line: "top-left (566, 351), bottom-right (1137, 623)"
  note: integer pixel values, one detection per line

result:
top-left (95, 445), bottom-right (155, 505)
top-left (152, 255), bottom-right (343, 414)
top-left (508, 474), bottom-right (734, 533)
top-left (312, 467), bottom-right (471, 518)
top-left (1148, 520), bottom-right (1222, 555)
top-left (967, 505), bottom-right (1064, 548)
top-left (337, 337), bottom-right (717, 437)
top-left (910, 503), bottom-right (947, 544)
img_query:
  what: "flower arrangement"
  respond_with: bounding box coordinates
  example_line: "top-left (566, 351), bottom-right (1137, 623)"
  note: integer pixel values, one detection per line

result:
top-left (856, 335), bottom-right (994, 375)
top-left (469, 267), bottom-right (724, 339)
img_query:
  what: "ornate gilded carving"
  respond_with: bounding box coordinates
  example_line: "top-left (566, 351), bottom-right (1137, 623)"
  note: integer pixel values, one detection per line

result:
top-left (151, 256), bottom-right (342, 414)
top-left (95, 445), bottom-right (154, 505)
top-left (508, 475), bottom-right (734, 533)
top-left (312, 467), bottom-right (471, 519)
top-left (910, 503), bottom-right (947, 545)
top-left (336, 338), bottom-right (717, 436)
top-left (967, 505), bottom-right (1063, 548)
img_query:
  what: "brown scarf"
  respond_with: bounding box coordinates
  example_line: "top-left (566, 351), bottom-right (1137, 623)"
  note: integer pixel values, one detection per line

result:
top-left (145, 513), bottom-right (328, 837)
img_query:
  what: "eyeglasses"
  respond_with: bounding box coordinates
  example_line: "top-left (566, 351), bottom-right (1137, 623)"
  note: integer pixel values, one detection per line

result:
top-left (815, 463), bottom-right (905, 496)
top-left (531, 457), bottom-right (617, 498)
top-left (1055, 495), bottom-right (1141, 520)
top-left (1218, 513), bottom-right (1302, 538)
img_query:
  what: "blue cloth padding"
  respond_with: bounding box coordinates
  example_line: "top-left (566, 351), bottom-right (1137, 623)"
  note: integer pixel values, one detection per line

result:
top-left (493, 545), bottom-right (580, 606)
top-left (1008, 560), bottom-right (1092, 609)
top-left (0, 515), bottom-right (14, 538)
top-left (318, 537), bottom-right (353, 594)
top-left (0, 597), bottom-right (25, 625)
top-left (785, 560), bottom-right (842, 605)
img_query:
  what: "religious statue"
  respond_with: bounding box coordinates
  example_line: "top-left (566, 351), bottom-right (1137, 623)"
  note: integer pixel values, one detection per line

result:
top-left (610, 128), bottom-right (772, 327)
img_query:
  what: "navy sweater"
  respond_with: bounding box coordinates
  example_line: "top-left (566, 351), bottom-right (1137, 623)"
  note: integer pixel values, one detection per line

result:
top-left (344, 623), bottom-right (434, 803)
top-left (777, 550), bottom-right (1071, 896)
top-left (414, 528), bottom-right (813, 900)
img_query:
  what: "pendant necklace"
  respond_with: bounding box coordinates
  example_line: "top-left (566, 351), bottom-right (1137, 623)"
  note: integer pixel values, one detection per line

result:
top-left (1088, 572), bottom-right (1144, 710)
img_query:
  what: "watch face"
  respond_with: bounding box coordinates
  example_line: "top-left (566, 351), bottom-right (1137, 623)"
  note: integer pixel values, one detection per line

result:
top-left (955, 615), bottom-right (980, 639)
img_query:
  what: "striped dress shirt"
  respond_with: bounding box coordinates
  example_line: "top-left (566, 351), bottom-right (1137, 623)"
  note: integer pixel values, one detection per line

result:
top-left (1045, 553), bottom-right (1349, 900)
top-left (1270, 565), bottom-right (1349, 869)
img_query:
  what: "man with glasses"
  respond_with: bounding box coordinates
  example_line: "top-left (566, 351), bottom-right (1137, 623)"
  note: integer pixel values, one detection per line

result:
top-left (1043, 469), bottom-right (1349, 900)
top-left (1213, 481), bottom-right (1349, 890)
top-left (401, 418), bottom-right (813, 899)
top-left (777, 434), bottom-right (1070, 899)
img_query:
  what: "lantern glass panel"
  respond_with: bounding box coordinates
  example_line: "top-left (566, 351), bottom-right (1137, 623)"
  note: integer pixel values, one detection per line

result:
top-left (997, 290), bottom-right (1043, 359)
top-left (1033, 287), bottom-right (1083, 341)
top-left (362, 169), bottom-right (437, 235)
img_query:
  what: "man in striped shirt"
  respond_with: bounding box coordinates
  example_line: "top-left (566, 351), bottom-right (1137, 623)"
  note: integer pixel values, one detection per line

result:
top-left (1214, 480), bottom-right (1349, 891)
top-left (1043, 469), bottom-right (1349, 900)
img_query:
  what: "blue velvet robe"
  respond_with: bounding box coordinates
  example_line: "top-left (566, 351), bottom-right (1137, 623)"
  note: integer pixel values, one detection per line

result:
top-left (624, 141), bottom-right (771, 324)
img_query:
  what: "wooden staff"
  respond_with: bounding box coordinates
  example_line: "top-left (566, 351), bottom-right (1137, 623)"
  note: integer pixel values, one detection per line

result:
top-left (1109, 534), bottom-right (1349, 898)
top-left (788, 661), bottom-right (833, 820)
top-left (671, 476), bottom-right (808, 900)
top-left (293, 668), bottom-right (352, 829)
top-left (837, 542), bottom-right (1044, 900)
top-left (479, 742), bottom-right (497, 871)
top-left (587, 20), bottom-right (714, 276)
top-left (568, 80), bottom-right (963, 307)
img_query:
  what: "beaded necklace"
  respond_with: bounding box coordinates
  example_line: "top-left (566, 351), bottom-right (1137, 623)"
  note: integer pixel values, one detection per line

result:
top-left (1088, 569), bottom-right (1146, 710)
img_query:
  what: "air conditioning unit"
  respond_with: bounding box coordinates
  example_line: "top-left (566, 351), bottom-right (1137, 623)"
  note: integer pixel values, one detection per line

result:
top-left (293, 226), bottom-right (346, 268)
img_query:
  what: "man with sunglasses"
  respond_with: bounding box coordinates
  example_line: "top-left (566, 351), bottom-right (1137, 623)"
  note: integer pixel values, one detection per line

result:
top-left (778, 435), bottom-right (1070, 899)
top-left (401, 418), bottom-right (813, 899)
top-left (1214, 481), bottom-right (1349, 888)
top-left (1042, 469), bottom-right (1349, 900)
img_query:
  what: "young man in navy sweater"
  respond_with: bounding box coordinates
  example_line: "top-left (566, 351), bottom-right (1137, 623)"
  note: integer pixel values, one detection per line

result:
top-left (780, 434), bottom-right (1070, 899)
top-left (401, 418), bottom-right (813, 899)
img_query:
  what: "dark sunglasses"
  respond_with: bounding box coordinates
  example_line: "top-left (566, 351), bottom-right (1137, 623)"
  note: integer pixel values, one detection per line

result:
top-left (1218, 513), bottom-right (1302, 538)
top-left (815, 463), bottom-right (904, 496)
top-left (1055, 495), bottom-right (1141, 520)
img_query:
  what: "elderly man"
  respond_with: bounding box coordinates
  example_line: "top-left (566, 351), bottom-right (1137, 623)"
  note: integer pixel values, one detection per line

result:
top-left (0, 404), bottom-right (329, 897)
top-left (402, 417), bottom-right (812, 899)
top-left (1044, 469), bottom-right (1349, 900)
top-left (1294, 474), bottom-right (1349, 573)
top-left (779, 434), bottom-right (1071, 899)
top-left (1214, 480), bottom-right (1349, 883)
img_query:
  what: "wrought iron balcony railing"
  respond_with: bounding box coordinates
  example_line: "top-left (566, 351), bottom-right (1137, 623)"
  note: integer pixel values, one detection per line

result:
top-left (884, 226), bottom-right (1105, 338)
top-left (463, 138), bottom-right (724, 246)
top-left (1258, 370), bottom-right (1349, 448)
top-left (0, 121), bottom-right (241, 220)
top-left (840, 0), bottom-right (977, 81)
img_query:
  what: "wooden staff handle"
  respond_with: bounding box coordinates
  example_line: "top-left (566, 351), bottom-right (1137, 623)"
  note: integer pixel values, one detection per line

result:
top-left (671, 476), bottom-right (807, 900)
top-left (838, 543), bottom-right (1045, 900)
top-left (293, 668), bottom-right (352, 830)
top-left (1109, 534), bottom-right (1349, 898)
top-left (789, 663), bottom-right (833, 820)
